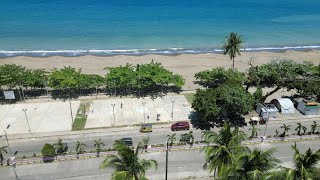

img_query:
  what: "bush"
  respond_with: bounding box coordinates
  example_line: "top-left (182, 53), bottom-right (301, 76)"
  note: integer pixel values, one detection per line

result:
top-left (41, 144), bottom-right (55, 157)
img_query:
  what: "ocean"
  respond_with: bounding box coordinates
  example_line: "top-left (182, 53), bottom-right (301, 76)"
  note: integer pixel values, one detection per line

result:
top-left (1, 0), bottom-right (320, 57)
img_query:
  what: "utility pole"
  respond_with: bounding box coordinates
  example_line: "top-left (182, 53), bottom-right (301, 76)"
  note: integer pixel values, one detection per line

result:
top-left (69, 101), bottom-right (74, 123)
top-left (165, 141), bottom-right (169, 180)
top-left (171, 100), bottom-right (175, 122)
top-left (22, 109), bottom-right (31, 133)
top-left (142, 102), bottom-right (146, 124)
top-left (111, 104), bottom-right (116, 126)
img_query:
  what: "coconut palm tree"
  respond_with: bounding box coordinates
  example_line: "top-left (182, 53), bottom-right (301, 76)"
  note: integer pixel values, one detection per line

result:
top-left (94, 138), bottom-right (105, 157)
top-left (310, 121), bottom-right (318, 134)
top-left (217, 148), bottom-right (281, 179)
top-left (75, 141), bottom-right (86, 159)
top-left (295, 123), bottom-right (307, 136)
top-left (249, 124), bottom-right (261, 139)
top-left (180, 131), bottom-right (194, 148)
top-left (0, 146), bottom-right (8, 166)
top-left (166, 133), bottom-right (176, 147)
top-left (201, 122), bottom-right (247, 177)
top-left (100, 140), bottom-right (157, 180)
top-left (280, 124), bottom-right (291, 137)
top-left (284, 143), bottom-right (320, 179)
top-left (222, 32), bottom-right (244, 75)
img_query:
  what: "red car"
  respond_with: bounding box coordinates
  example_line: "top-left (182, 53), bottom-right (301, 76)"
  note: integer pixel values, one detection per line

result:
top-left (171, 121), bottom-right (190, 131)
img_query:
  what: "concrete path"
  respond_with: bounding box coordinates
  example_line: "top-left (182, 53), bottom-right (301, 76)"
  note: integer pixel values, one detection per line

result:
top-left (85, 95), bottom-right (192, 128)
top-left (0, 101), bottom-right (80, 135)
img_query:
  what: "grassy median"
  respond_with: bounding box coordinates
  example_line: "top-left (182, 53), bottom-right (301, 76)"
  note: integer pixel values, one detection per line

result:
top-left (72, 100), bottom-right (91, 131)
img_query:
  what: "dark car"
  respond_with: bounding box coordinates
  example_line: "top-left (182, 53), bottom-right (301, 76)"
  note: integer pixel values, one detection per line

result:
top-left (122, 137), bottom-right (133, 146)
top-left (171, 121), bottom-right (190, 131)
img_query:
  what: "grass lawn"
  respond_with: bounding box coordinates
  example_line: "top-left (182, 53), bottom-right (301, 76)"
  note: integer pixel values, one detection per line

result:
top-left (72, 115), bottom-right (86, 131)
top-left (184, 93), bottom-right (195, 104)
top-left (72, 100), bottom-right (91, 131)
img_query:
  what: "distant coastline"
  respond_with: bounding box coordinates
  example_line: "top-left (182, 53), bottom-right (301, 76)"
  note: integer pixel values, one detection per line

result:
top-left (1, 45), bottom-right (320, 57)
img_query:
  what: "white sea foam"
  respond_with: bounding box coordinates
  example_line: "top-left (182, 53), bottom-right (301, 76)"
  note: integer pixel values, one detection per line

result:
top-left (0, 45), bottom-right (320, 57)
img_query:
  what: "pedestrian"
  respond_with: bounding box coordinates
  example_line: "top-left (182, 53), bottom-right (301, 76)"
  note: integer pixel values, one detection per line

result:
top-left (147, 115), bottom-right (149, 119)
top-left (121, 103), bottom-right (123, 108)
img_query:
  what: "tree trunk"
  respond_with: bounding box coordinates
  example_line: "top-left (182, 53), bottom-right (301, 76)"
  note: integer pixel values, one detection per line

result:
top-left (232, 57), bottom-right (235, 76)
top-left (134, 173), bottom-right (140, 180)
top-left (261, 86), bottom-right (281, 102)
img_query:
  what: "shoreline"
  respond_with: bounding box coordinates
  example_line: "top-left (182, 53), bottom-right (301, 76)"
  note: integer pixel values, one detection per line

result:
top-left (1, 50), bottom-right (320, 89)
top-left (1, 45), bottom-right (320, 58)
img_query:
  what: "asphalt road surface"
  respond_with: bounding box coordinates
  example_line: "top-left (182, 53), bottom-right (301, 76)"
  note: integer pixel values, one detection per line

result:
top-left (0, 140), bottom-right (319, 180)
top-left (1, 118), bottom-right (319, 157)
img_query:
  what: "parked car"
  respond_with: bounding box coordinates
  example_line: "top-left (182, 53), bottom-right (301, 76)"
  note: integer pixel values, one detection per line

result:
top-left (171, 121), bottom-right (190, 131)
top-left (140, 124), bottom-right (152, 133)
top-left (122, 137), bottom-right (133, 146)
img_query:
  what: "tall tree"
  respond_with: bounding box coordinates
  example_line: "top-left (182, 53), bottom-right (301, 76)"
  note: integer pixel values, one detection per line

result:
top-left (222, 32), bottom-right (244, 75)
top-left (218, 148), bottom-right (280, 179)
top-left (94, 138), bottom-right (105, 157)
top-left (284, 143), bottom-right (320, 179)
top-left (100, 140), bottom-right (157, 180)
top-left (0, 146), bottom-right (8, 166)
top-left (201, 122), bottom-right (247, 177)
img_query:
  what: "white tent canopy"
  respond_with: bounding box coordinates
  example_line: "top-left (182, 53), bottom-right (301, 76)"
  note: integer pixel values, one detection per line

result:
top-left (271, 98), bottom-right (295, 114)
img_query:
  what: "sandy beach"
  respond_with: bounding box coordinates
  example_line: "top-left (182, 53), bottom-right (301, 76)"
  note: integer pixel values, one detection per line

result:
top-left (1, 50), bottom-right (320, 89)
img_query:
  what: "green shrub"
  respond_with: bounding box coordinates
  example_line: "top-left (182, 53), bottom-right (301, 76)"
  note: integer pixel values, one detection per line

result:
top-left (41, 144), bottom-right (55, 157)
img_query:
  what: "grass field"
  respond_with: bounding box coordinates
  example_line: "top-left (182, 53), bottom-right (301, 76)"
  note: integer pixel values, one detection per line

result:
top-left (184, 93), bottom-right (195, 104)
top-left (72, 100), bottom-right (91, 131)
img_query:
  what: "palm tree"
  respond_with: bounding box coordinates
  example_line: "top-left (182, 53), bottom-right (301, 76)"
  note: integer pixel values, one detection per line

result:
top-left (100, 140), bottom-right (157, 180)
top-left (94, 138), bottom-right (105, 157)
top-left (310, 121), bottom-right (318, 134)
top-left (217, 148), bottom-right (281, 179)
top-left (75, 141), bottom-right (86, 159)
top-left (201, 122), bottom-right (247, 177)
top-left (295, 123), bottom-right (307, 136)
top-left (181, 131), bottom-right (194, 148)
top-left (222, 32), bottom-right (244, 75)
top-left (53, 138), bottom-right (67, 157)
top-left (0, 146), bottom-right (8, 166)
top-left (166, 133), bottom-right (176, 147)
top-left (280, 124), bottom-right (291, 137)
top-left (249, 124), bottom-right (261, 139)
top-left (284, 142), bottom-right (320, 179)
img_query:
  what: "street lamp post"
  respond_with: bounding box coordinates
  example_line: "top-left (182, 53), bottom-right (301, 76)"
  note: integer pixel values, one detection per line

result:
top-left (142, 102), bottom-right (146, 124)
top-left (171, 100), bottom-right (175, 122)
top-left (165, 141), bottom-right (169, 180)
top-left (111, 104), bottom-right (116, 126)
top-left (69, 101), bottom-right (74, 123)
top-left (22, 109), bottom-right (31, 133)
top-left (3, 125), bottom-right (12, 155)
top-left (263, 112), bottom-right (270, 137)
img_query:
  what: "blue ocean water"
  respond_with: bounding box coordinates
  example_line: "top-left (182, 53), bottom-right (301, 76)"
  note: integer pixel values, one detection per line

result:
top-left (1, 0), bottom-right (320, 56)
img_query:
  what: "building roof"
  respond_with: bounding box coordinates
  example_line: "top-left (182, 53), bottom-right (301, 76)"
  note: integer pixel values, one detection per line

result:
top-left (274, 98), bottom-right (294, 110)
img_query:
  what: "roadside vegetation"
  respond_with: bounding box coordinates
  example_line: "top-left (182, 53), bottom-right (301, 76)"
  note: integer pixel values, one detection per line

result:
top-left (72, 100), bottom-right (91, 131)
top-left (0, 61), bottom-right (185, 102)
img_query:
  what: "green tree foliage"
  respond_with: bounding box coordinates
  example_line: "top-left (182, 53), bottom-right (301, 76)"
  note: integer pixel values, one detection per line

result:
top-left (48, 67), bottom-right (82, 89)
top-left (249, 124), bottom-right (260, 139)
top-left (100, 140), bottom-right (157, 180)
top-left (216, 84), bottom-right (254, 118)
top-left (201, 122), bottom-right (247, 177)
top-left (252, 86), bottom-right (263, 104)
top-left (41, 143), bottom-right (55, 157)
top-left (283, 143), bottom-right (320, 179)
top-left (53, 138), bottom-right (68, 155)
top-left (295, 123), bottom-right (307, 136)
top-left (23, 69), bottom-right (48, 89)
top-left (280, 123), bottom-right (291, 137)
top-left (105, 61), bottom-right (185, 96)
top-left (247, 60), bottom-right (316, 101)
top-left (94, 138), bottom-right (105, 157)
top-left (192, 84), bottom-right (254, 125)
top-left (218, 148), bottom-right (280, 179)
top-left (166, 133), bottom-right (176, 146)
top-left (222, 32), bottom-right (244, 74)
top-left (194, 68), bottom-right (245, 88)
top-left (0, 64), bottom-right (26, 88)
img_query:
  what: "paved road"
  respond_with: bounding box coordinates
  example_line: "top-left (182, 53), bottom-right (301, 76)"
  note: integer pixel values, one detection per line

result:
top-left (1, 140), bottom-right (320, 180)
top-left (1, 118), bottom-right (319, 157)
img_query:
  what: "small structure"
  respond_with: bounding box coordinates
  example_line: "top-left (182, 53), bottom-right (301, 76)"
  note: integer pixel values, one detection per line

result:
top-left (295, 99), bottom-right (320, 115)
top-left (271, 98), bottom-right (295, 114)
top-left (255, 103), bottom-right (278, 119)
